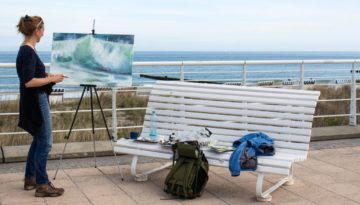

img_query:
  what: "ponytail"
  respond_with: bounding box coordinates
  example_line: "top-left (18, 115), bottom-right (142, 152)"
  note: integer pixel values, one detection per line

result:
top-left (17, 15), bottom-right (44, 36)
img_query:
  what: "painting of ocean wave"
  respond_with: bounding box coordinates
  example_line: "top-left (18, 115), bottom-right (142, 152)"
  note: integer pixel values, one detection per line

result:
top-left (51, 33), bottom-right (134, 86)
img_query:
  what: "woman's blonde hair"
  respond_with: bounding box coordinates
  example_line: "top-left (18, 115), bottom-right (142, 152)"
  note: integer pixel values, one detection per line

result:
top-left (17, 15), bottom-right (44, 36)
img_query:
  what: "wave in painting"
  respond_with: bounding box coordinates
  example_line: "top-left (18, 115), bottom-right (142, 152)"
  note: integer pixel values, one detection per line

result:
top-left (51, 33), bottom-right (134, 86)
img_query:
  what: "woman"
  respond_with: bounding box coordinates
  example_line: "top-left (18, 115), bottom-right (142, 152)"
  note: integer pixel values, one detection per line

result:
top-left (16, 15), bottom-right (65, 197)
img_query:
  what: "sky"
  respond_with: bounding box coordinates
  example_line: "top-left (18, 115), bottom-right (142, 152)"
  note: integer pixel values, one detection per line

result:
top-left (1, 0), bottom-right (360, 51)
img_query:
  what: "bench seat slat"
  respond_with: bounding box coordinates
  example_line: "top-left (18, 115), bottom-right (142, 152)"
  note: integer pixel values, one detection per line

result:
top-left (142, 127), bottom-right (311, 143)
top-left (274, 149), bottom-right (308, 161)
top-left (256, 166), bottom-right (290, 175)
top-left (207, 160), bottom-right (290, 175)
top-left (114, 147), bottom-right (171, 159)
top-left (208, 132), bottom-right (310, 144)
top-left (143, 118), bottom-right (311, 136)
top-left (274, 141), bottom-right (309, 151)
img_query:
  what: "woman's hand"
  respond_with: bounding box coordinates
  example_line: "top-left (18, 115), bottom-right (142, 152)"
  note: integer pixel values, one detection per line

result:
top-left (49, 74), bottom-right (66, 83)
top-left (25, 74), bottom-right (67, 88)
top-left (46, 72), bottom-right (55, 77)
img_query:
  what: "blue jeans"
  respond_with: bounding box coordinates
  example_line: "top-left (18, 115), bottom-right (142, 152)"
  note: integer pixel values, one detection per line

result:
top-left (25, 92), bottom-right (52, 185)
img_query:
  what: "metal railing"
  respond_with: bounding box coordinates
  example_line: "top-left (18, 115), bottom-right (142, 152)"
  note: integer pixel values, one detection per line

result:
top-left (1, 59), bottom-right (359, 138)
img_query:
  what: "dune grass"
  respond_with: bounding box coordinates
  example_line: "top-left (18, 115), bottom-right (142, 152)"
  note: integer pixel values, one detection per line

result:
top-left (309, 85), bottom-right (360, 127)
top-left (0, 85), bottom-right (359, 146)
top-left (0, 88), bottom-right (148, 146)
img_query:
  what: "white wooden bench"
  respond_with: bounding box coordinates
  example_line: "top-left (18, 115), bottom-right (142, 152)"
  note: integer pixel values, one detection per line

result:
top-left (114, 81), bottom-right (320, 201)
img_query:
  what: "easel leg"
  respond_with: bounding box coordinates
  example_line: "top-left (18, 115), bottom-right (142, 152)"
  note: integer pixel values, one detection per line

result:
top-left (90, 87), bottom-right (97, 168)
top-left (54, 85), bottom-right (124, 181)
top-left (53, 139), bottom-right (69, 180)
top-left (54, 86), bottom-right (87, 180)
top-left (94, 88), bottom-right (124, 181)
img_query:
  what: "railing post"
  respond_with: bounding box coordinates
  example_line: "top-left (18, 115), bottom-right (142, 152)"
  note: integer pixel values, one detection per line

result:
top-left (300, 62), bottom-right (304, 89)
top-left (112, 87), bottom-right (118, 139)
top-left (350, 62), bottom-right (357, 126)
top-left (180, 62), bottom-right (184, 81)
top-left (242, 61), bottom-right (247, 86)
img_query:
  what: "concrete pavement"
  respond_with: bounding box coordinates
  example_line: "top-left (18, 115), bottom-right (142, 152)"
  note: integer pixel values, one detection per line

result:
top-left (1, 139), bottom-right (360, 204)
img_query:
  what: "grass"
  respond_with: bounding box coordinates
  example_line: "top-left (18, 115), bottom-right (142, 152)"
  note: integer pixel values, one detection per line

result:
top-left (0, 88), bottom-right (148, 146)
top-left (309, 85), bottom-right (360, 127)
top-left (0, 85), bottom-right (359, 146)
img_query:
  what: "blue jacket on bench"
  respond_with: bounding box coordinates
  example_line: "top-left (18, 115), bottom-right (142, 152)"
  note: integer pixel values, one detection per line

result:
top-left (229, 132), bottom-right (275, 176)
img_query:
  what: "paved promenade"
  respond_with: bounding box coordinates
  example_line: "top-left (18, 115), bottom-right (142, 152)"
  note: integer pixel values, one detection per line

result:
top-left (0, 138), bottom-right (360, 205)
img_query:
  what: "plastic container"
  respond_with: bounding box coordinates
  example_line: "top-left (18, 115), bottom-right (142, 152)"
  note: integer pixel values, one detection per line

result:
top-left (149, 109), bottom-right (157, 141)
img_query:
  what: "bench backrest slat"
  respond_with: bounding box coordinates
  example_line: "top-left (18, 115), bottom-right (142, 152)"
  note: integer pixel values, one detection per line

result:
top-left (150, 96), bottom-right (316, 114)
top-left (144, 116), bottom-right (310, 136)
top-left (147, 102), bottom-right (314, 121)
top-left (158, 81), bottom-right (320, 96)
top-left (145, 111), bottom-right (313, 128)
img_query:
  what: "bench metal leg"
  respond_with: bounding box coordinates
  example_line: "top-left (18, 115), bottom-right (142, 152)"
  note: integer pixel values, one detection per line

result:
top-left (284, 165), bottom-right (295, 186)
top-left (256, 171), bottom-right (294, 202)
top-left (130, 155), bottom-right (172, 182)
top-left (256, 173), bottom-right (273, 202)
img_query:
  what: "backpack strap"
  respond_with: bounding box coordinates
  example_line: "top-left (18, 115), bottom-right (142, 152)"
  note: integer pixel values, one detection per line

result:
top-left (171, 143), bottom-right (177, 167)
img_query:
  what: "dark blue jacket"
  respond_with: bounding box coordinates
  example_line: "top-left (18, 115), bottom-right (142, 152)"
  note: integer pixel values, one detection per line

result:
top-left (229, 132), bottom-right (275, 176)
top-left (16, 45), bottom-right (54, 136)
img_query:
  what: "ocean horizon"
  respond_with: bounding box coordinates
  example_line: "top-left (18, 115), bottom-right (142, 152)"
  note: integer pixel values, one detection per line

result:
top-left (1, 50), bottom-right (360, 62)
top-left (1, 51), bottom-right (360, 93)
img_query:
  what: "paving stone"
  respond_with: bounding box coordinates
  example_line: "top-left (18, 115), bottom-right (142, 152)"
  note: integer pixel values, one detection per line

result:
top-left (312, 195), bottom-right (360, 205)
top-left (326, 171), bottom-right (360, 183)
top-left (301, 174), bottom-right (336, 185)
top-left (47, 187), bottom-right (88, 202)
top-left (206, 172), bottom-right (263, 204)
top-left (0, 172), bottom-right (24, 183)
top-left (0, 181), bottom-right (23, 192)
top-left (48, 169), bottom-right (71, 180)
top-left (283, 184), bottom-right (335, 201)
top-left (292, 164), bottom-right (321, 176)
top-left (0, 189), bottom-right (45, 204)
top-left (323, 183), bottom-right (360, 196)
top-left (271, 187), bottom-right (309, 204)
top-left (64, 167), bottom-right (103, 177)
top-left (71, 175), bottom-right (124, 197)
top-left (310, 164), bottom-right (347, 174)
top-left (1, 138), bottom-right (360, 204)
top-left (281, 178), bottom-right (309, 189)
top-left (181, 195), bottom-right (229, 205)
top-left (211, 169), bottom-right (257, 183)
top-left (88, 194), bottom-right (137, 205)
top-left (272, 201), bottom-right (317, 205)
top-left (299, 158), bottom-right (330, 167)
top-left (345, 192), bottom-right (360, 203)
top-left (96, 165), bottom-right (123, 175)
top-left (116, 179), bottom-right (170, 204)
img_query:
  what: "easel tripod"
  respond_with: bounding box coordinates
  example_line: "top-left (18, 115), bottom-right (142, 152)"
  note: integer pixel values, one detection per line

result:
top-left (53, 84), bottom-right (124, 180)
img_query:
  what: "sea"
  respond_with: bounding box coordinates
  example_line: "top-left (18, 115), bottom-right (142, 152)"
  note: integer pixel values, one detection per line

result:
top-left (1, 51), bottom-right (360, 93)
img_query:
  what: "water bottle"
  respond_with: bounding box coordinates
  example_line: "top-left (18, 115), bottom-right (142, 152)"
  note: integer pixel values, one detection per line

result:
top-left (149, 109), bottom-right (157, 141)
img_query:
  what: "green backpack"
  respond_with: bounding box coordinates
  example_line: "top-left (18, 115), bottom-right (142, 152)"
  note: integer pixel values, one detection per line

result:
top-left (164, 142), bottom-right (209, 199)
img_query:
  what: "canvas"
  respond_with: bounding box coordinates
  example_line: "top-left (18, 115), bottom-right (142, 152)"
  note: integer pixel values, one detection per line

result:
top-left (50, 33), bottom-right (134, 86)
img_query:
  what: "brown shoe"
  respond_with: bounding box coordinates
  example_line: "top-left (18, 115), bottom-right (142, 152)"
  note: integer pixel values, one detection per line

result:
top-left (35, 182), bottom-right (64, 197)
top-left (24, 177), bottom-right (36, 190)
